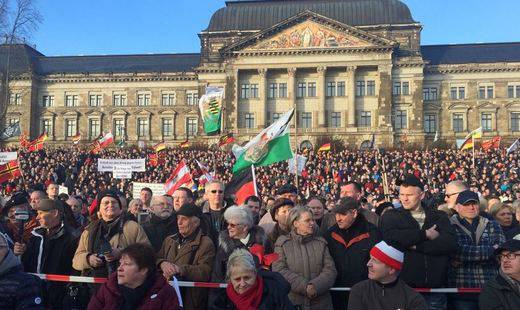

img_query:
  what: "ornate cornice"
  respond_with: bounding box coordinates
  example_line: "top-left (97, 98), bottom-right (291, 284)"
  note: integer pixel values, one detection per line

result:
top-left (231, 46), bottom-right (394, 57)
top-left (40, 73), bottom-right (197, 84)
top-left (425, 63), bottom-right (520, 74)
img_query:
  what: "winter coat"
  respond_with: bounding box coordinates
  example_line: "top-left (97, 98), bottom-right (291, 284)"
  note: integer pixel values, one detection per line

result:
top-left (479, 272), bottom-right (520, 310)
top-left (21, 223), bottom-right (79, 309)
top-left (380, 204), bottom-right (458, 288)
top-left (449, 215), bottom-right (506, 288)
top-left (267, 223), bottom-right (289, 245)
top-left (347, 278), bottom-right (427, 310)
top-left (324, 214), bottom-right (381, 309)
top-left (87, 272), bottom-right (179, 310)
top-left (501, 222), bottom-right (520, 240)
top-left (319, 209), bottom-right (379, 236)
top-left (209, 270), bottom-right (295, 310)
top-left (0, 250), bottom-right (44, 309)
top-left (143, 214), bottom-right (178, 251)
top-left (272, 231), bottom-right (337, 310)
top-left (156, 228), bottom-right (215, 310)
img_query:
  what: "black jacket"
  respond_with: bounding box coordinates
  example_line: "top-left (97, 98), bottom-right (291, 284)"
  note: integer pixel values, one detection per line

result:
top-left (209, 270), bottom-right (295, 310)
top-left (380, 204), bottom-right (458, 288)
top-left (143, 213), bottom-right (178, 251)
top-left (479, 272), bottom-right (520, 310)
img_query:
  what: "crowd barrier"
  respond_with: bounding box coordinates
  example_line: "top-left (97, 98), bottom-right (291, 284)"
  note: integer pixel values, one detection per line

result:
top-left (32, 273), bottom-right (482, 293)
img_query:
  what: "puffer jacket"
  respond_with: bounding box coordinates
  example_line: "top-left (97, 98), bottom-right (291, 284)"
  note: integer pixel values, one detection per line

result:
top-left (272, 231), bottom-right (337, 310)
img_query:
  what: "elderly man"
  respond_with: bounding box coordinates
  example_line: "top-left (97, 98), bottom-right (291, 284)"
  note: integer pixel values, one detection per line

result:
top-left (438, 180), bottom-right (468, 216)
top-left (348, 241), bottom-right (427, 310)
top-left (29, 190), bottom-right (47, 212)
top-left (380, 175), bottom-right (458, 310)
top-left (172, 187), bottom-right (194, 212)
top-left (66, 196), bottom-right (88, 228)
top-left (258, 184), bottom-right (298, 234)
top-left (144, 195), bottom-right (178, 251)
top-left (479, 239), bottom-right (520, 309)
top-left (157, 203), bottom-right (215, 310)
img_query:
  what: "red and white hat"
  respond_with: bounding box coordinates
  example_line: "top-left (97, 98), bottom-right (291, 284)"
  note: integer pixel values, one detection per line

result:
top-left (370, 241), bottom-right (404, 270)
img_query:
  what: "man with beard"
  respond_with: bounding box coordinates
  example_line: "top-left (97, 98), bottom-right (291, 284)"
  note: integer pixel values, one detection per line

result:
top-left (144, 195), bottom-right (178, 251)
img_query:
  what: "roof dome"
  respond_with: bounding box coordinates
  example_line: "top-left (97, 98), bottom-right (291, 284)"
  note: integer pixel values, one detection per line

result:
top-left (206, 0), bottom-right (416, 32)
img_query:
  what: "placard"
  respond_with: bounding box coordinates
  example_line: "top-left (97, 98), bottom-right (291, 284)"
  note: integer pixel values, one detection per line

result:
top-left (0, 152), bottom-right (17, 164)
top-left (132, 182), bottom-right (166, 197)
top-left (97, 158), bottom-right (146, 172)
top-left (113, 165), bottom-right (133, 179)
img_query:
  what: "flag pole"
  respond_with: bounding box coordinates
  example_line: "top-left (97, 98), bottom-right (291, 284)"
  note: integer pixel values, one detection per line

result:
top-left (472, 135), bottom-right (475, 171)
top-left (293, 105), bottom-right (299, 189)
top-left (251, 165), bottom-right (258, 197)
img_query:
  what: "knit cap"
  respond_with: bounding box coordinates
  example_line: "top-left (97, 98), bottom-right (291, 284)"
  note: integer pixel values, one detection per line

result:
top-left (370, 241), bottom-right (404, 270)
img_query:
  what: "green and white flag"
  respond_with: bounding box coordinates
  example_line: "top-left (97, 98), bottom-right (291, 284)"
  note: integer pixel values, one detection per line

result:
top-left (199, 86), bottom-right (224, 135)
top-left (232, 109), bottom-right (294, 173)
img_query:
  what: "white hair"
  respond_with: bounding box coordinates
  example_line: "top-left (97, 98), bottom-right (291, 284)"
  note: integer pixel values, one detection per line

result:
top-left (224, 205), bottom-right (254, 229)
top-left (226, 248), bottom-right (256, 280)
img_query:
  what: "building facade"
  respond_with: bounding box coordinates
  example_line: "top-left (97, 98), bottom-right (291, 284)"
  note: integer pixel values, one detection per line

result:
top-left (2, 0), bottom-right (520, 149)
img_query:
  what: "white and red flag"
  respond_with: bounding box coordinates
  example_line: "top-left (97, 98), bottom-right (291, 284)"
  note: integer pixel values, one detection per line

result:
top-left (196, 159), bottom-right (213, 186)
top-left (98, 132), bottom-right (114, 148)
top-left (164, 160), bottom-right (193, 195)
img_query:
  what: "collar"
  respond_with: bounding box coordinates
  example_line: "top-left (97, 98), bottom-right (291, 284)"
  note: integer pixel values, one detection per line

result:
top-left (240, 233), bottom-right (251, 246)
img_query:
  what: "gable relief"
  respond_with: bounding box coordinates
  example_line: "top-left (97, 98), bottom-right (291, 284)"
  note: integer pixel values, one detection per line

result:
top-left (249, 20), bottom-right (371, 50)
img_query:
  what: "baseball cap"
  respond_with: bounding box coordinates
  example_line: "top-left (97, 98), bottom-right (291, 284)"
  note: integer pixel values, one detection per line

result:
top-left (455, 190), bottom-right (479, 205)
top-left (397, 174), bottom-right (424, 191)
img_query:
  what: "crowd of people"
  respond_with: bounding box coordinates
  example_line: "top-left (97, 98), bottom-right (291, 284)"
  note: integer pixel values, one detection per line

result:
top-left (0, 145), bottom-right (520, 309)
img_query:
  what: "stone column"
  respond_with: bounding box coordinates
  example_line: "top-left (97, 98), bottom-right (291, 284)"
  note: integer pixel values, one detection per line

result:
top-left (317, 66), bottom-right (327, 127)
top-left (288, 68), bottom-right (297, 126)
top-left (258, 68), bottom-right (267, 128)
top-left (232, 69), bottom-right (239, 130)
top-left (346, 66), bottom-right (357, 127)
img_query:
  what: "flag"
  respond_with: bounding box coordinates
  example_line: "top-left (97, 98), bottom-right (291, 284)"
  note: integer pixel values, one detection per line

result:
top-left (232, 109), bottom-right (294, 173)
top-left (0, 160), bottom-right (22, 184)
top-left (116, 139), bottom-right (126, 148)
top-left (465, 127), bottom-right (482, 140)
top-left (225, 166), bottom-right (257, 205)
top-left (288, 154), bottom-right (307, 176)
top-left (1, 122), bottom-right (21, 139)
top-left (179, 140), bottom-right (190, 148)
top-left (153, 142), bottom-right (166, 153)
top-left (164, 160), bottom-right (193, 195)
top-left (370, 134), bottom-right (376, 149)
top-left (98, 132), bottom-right (114, 148)
top-left (19, 132), bottom-right (29, 148)
top-left (507, 139), bottom-right (520, 154)
top-left (148, 153), bottom-right (165, 167)
top-left (459, 136), bottom-right (474, 151)
top-left (199, 87), bottom-right (224, 135)
top-left (196, 159), bottom-right (213, 186)
top-left (218, 133), bottom-right (236, 147)
top-left (481, 136), bottom-right (501, 151)
top-left (27, 132), bottom-right (48, 152)
top-left (72, 133), bottom-right (81, 145)
top-left (318, 143), bottom-right (331, 152)
top-left (433, 130), bottom-right (439, 143)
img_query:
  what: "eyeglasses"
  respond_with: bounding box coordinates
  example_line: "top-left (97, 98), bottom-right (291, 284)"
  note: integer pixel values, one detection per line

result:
top-left (227, 223), bottom-right (242, 228)
top-left (211, 190), bottom-right (224, 194)
top-left (445, 191), bottom-right (462, 198)
top-left (499, 253), bottom-right (520, 260)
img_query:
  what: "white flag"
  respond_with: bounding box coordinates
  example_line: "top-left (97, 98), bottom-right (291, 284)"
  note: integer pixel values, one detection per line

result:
top-left (507, 139), bottom-right (520, 154)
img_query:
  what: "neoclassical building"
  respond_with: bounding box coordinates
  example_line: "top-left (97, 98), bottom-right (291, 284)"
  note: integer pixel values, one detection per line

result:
top-left (2, 0), bottom-right (520, 149)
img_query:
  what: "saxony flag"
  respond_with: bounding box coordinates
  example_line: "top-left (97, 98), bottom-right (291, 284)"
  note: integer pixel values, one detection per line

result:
top-left (465, 127), bottom-right (482, 140)
top-left (199, 87), bottom-right (224, 135)
top-left (232, 109), bottom-right (294, 173)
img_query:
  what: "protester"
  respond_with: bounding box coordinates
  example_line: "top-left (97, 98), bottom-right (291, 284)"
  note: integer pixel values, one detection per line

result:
top-left (449, 189), bottom-right (506, 309)
top-left (157, 203), bottom-right (215, 310)
top-left (66, 196), bottom-right (89, 228)
top-left (202, 180), bottom-right (230, 244)
top-left (273, 207), bottom-right (337, 309)
top-left (347, 241), bottom-right (427, 310)
top-left (47, 182), bottom-right (59, 200)
top-left (438, 180), bottom-right (468, 216)
top-left (143, 195), bottom-right (177, 251)
top-left (4, 192), bottom-right (39, 243)
top-left (479, 239), bottom-right (520, 309)
top-left (324, 197), bottom-right (382, 309)
top-left (491, 203), bottom-right (520, 240)
top-left (140, 187), bottom-right (153, 210)
top-left (209, 248), bottom-right (294, 310)
top-left (306, 197), bottom-right (326, 229)
top-left (244, 195), bottom-right (262, 225)
top-left (265, 198), bottom-right (294, 245)
top-left (172, 187), bottom-right (194, 212)
top-left (29, 190), bottom-right (47, 212)
top-left (88, 243), bottom-right (180, 310)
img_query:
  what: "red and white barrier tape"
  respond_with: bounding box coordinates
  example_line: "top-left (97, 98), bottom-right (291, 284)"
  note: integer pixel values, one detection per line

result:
top-left (31, 273), bottom-right (481, 293)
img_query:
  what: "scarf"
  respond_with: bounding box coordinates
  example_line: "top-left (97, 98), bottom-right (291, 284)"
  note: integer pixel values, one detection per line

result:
top-left (500, 268), bottom-right (520, 295)
top-left (119, 273), bottom-right (157, 310)
top-left (226, 274), bottom-right (264, 310)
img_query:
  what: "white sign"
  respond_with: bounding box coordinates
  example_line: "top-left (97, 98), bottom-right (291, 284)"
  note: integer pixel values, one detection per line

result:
top-left (97, 159), bottom-right (146, 172)
top-left (0, 152), bottom-right (17, 164)
top-left (113, 165), bottom-right (133, 179)
top-left (58, 185), bottom-right (69, 195)
top-left (132, 182), bottom-right (166, 198)
top-left (288, 155), bottom-right (307, 176)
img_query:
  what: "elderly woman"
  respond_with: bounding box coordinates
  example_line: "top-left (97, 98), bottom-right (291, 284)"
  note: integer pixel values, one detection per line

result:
top-left (126, 198), bottom-right (144, 222)
top-left (210, 248), bottom-right (294, 310)
top-left (491, 202), bottom-right (520, 240)
top-left (211, 206), bottom-right (271, 283)
top-left (272, 207), bottom-right (337, 310)
top-left (88, 243), bottom-right (179, 309)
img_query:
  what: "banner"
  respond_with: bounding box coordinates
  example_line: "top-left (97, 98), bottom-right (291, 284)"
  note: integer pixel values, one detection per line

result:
top-left (113, 165), bottom-right (133, 179)
top-left (132, 182), bottom-right (165, 197)
top-left (58, 185), bottom-right (69, 195)
top-left (0, 152), bottom-right (17, 164)
top-left (199, 86), bottom-right (224, 135)
top-left (97, 159), bottom-right (146, 172)
top-left (288, 155), bottom-right (307, 176)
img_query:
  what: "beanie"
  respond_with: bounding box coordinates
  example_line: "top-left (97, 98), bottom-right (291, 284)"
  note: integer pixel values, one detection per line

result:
top-left (370, 241), bottom-right (404, 270)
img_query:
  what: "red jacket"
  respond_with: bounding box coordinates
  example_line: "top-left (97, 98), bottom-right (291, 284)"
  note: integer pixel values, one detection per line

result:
top-left (88, 273), bottom-right (179, 310)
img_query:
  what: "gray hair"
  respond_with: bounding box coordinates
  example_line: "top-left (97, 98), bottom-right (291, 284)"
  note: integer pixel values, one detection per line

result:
top-left (287, 206), bottom-right (313, 230)
top-left (446, 180), bottom-right (469, 192)
top-left (204, 180), bottom-right (226, 193)
top-left (224, 205), bottom-right (254, 229)
top-left (226, 248), bottom-right (257, 280)
top-left (512, 199), bottom-right (520, 212)
top-left (128, 198), bottom-right (143, 209)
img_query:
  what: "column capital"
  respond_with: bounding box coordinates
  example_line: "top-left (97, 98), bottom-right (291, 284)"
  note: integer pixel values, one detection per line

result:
top-left (317, 66), bottom-right (327, 74)
top-left (346, 66), bottom-right (357, 73)
top-left (258, 68), bottom-right (268, 77)
top-left (287, 67), bottom-right (297, 77)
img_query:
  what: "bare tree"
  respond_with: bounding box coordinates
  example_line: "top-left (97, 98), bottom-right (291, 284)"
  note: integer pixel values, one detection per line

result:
top-left (0, 0), bottom-right (42, 137)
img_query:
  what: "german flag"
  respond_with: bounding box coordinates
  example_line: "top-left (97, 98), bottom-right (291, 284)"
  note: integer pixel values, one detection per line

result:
top-left (459, 136), bottom-right (474, 151)
top-left (27, 132), bottom-right (48, 152)
top-left (72, 133), bottom-right (81, 145)
top-left (153, 142), bottom-right (166, 153)
top-left (179, 140), bottom-right (190, 148)
top-left (225, 166), bottom-right (257, 205)
top-left (218, 133), bottom-right (236, 147)
top-left (0, 160), bottom-right (22, 184)
top-left (318, 143), bottom-right (331, 152)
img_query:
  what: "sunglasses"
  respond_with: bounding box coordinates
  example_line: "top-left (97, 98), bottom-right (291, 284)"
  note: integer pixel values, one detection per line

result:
top-left (211, 190), bottom-right (224, 194)
top-left (445, 191), bottom-right (462, 198)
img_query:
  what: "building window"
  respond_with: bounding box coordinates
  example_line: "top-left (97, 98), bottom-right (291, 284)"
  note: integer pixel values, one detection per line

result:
top-left (162, 119), bottom-right (173, 137)
top-left (330, 112), bottom-right (341, 128)
top-left (245, 113), bottom-right (255, 129)
top-left (452, 113), bottom-right (464, 132)
top-left (359, 111), bottom-right (371, 127)
top-left (301, 112), bottom-right (312, 128)
top-left (137, 93), bottom-right (151, 106)
top-left (297, 82), bottom-right (306, 98)
top-left (240, 83), bottom-right (258, 99)
top-left (366, 81), bottom-right (375, 96)
top-left (481, 113), bottom-right (492, 132)
top-left (423, 87), bottom-right (438, 101)
top-left (240, 84), bottom-right (250, 99)
top-left (478, 86), bottom-right (494, 99)
top-left (186, 117), bottom-right (198, 137)
top-left (326, 82), bottom-right (336, 97)
top-left (65, 95), bottom-right (79, 107)
top-left (393, 82), bottom-right (401, 95)
top-left (186, 91), bottom-right (198, 105)
top-left (250, 84), bottom-right (258, 98)
top-left (113, 94), bottom-right (127, 106)
top-left (89, 119), bottom-right (100, 139)
top-left (511, 113), bottom-right (520, 132)
top-left (268, 83), bottom-right (277, 99)
top-left (9, 93), bottom-right (22, 105)
top-left (65, 119), bottom-right (77, 137)
top-left (279, 83), bottom-right (287, 98)
top-left (394, 110), bottom-right (407, 129)
top-left (42, 95), bottom-right (54, 107)
top-left (272, 113), bottom-right (281, 124)
top-left (450, 87), bottom-right (465, 100)
top-left (42, 119), bottom-right (53, 135)
top-left (507, 85), bottom-right (520, 98)
top-left (113, 119), bottom-right (125, 138)
top-left (161, 93), bottom-right (176, 106)
top-left (393, 82), bottom-right (409, 96)
top-left (337, 82), bottom-right (345, 96)
top-left (137, 118), bottom-right (149, 137)
top-left (424, 114), bottom-right (437, 133)
top-left (307, 82), bottom-right (316, 97)
top-left (89, 94), bottom-right (102, 107)
top-left (402, 82), bottom-right (409, 95)
top-left (356, 81), bottom-right (365, 96)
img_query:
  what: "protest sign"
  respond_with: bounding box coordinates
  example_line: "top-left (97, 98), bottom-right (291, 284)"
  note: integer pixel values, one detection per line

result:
top-left (113, 165), bottom-right (133, 179)
top-left (0, 152), bottom-right (17, 164)
top-left (132, 182), bottom-right (165, 197)
top-left (97, 158), bottom-right (146, 172)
